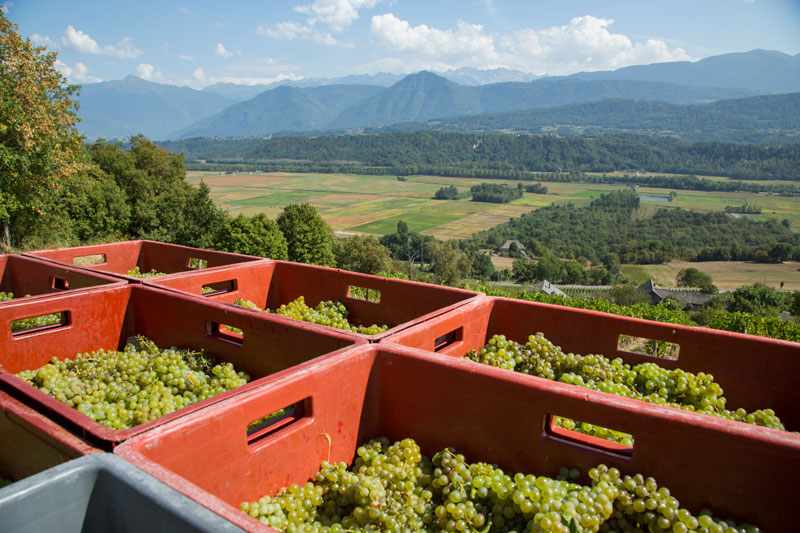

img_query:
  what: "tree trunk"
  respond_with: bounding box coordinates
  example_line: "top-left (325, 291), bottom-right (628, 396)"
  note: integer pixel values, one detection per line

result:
top-left (2, 218), bottom-right (10, 250)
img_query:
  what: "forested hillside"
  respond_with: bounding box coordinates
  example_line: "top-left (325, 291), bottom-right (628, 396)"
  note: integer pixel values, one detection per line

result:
top-left (379, 93), bottom-right (800, 143)
top-left (162, 131), bottom-right (800, 180)
top-left (465, 190), bottom-right (800, 264)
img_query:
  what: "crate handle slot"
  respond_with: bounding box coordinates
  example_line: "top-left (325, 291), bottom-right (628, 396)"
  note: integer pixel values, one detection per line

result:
top-left (72, 253), bottom-right (106, 266)
top-left (617, 334), bottom-right (680, 361)
top-left (50, 277), bottom-right (70, 291)
top-left (543, 413), bottom-right (634, 459)
top-left (347, 285), bottom-right (381, 303)
top-left (206, 321), bottom-right (244, 346)
top-left (247, 399), bottom-right (308, 448)
top-left (11, 311), bottom-right (70, 337)
top-left (188, 257), bottom-right (208, 270)
top-left (434, 328), bottom-right (463, 352)
top-left (201, 279), bottom-right (238, 296)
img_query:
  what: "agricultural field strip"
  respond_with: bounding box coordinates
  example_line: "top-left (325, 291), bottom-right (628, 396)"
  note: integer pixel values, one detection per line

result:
top-left (195, 171), bottom-right (800, 238)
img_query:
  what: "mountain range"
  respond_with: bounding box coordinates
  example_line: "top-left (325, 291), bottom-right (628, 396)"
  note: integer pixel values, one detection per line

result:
top-left (73, 49), bottom-right (800, 142)
top-left (377, 92), bottom-right (800, 143)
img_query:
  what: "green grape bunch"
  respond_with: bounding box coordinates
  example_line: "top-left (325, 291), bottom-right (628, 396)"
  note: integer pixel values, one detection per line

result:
top-left (465, 333), bottom-right (784, 433)
top-left (240, 437), bottom-right (758, 532)
top-left (234, 296), bottom-right (389, 335)
top-left (125, 266), bottom-right (165, 278)
top-left (1, 291), bottom-right (62, 331)
top-left (16, 335), bottom-right (250, 430)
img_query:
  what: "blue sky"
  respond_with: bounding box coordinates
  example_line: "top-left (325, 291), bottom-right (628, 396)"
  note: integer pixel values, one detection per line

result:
top-left (6, 0), bottom-right (800, 88)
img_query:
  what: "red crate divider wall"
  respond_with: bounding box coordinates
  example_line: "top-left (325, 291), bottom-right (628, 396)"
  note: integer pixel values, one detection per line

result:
top-left (148, 260), bottom-right (482, 341)
top-left (25, 240), bottom-right (268, 282)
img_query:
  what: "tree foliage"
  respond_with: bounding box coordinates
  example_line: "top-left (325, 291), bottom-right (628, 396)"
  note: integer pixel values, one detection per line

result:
top-left (276, 203), bottom-right (336, 266)
top-left (0, 12), bottom-right (87, 247)
top-left (434, 185), bottom-right (460, 200)
top-left (466, 190), bottom-right (799, 265)
top-left (676, 268), bottom-right (717, 294)
top-left (334, 235), bottom-right (392, 275)
top-left (218, 213), bottom-right (288, 260)
top-left (425, 241), bottom-right (472, 286)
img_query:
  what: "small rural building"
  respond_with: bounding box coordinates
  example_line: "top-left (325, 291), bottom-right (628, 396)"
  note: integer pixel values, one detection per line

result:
top-left (637, 280), bottom-right (714, 310)
top-left (534, 280), bottom-right (567, 297)
top-left (498, 239), bottom-right (525, 254)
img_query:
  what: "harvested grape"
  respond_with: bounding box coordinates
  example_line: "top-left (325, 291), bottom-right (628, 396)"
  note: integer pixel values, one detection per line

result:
top-left (0, 292), bottom-right (62, 331)
top-left (241, 437), bottom-right (756, 532)
top-left (234, 296), bottom-right (389, 335)
top-left (465, 333), bottom-right (785, 431)
top-left (16, 336), bottom-right (250, 430)
top-left (125, 266), bottom-right (165, 278)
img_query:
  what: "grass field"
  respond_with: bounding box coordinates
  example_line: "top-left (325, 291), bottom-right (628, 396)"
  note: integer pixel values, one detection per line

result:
top-left (641, 261), bottom-right (800, 290)
top-left (187, 170), bottom-right (800, 243)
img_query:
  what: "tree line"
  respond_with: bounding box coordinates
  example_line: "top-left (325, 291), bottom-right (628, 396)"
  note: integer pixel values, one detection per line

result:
top-left (161, 130), bottom-right (800, 182)
top-left (465, 190), bottom-right (800, 265)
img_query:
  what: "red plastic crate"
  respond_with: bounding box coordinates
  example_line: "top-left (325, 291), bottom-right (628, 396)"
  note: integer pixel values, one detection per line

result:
top-left (146, 260), bottom-right (481, 341)
top-left (25, 240), bottom-right (267, 282)
top-left (0, 254), bottom-right (123, 302)
top-left (384, 295), bottom-right (800, 431)
top-left (0, 284), bottom-right (363, 449)
top-left (1, 389), bottom-right (100, 482)
top-left (116, 344), bottom-right (800, 532)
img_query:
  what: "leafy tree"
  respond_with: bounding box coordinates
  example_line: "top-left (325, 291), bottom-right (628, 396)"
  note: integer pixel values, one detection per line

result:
top-left (769, 242), bottom-right (794, 263)
top-left (512, 257), bottom-right (537, 283)
top-left (173, 181), bottom-right (227, 250)
top-left (379, 221), bottom-right (433, 278)
top-left (471, 253), bottom-right (495, 280)
top-left (334, 235), bottom-right (392, 275)
top-left (607, 284), bottom-right (648, 306)
top-left (88, 137), bottom-right (220, 247)
top-left (217, 213), bottom-right (288, 260)
top-left (676, 268), bottom-right (717, 293)
top-left (276, 203), bottom-right (335, 266)
top-left (426, 241), bottom-right (472, 286)
top-left (562, 260), bottom-right (586, 284)
top-left (0, 12), bottom-right (87, 247)
top-left (726, 283), bottom-right (788, 316)
top-left (434, 185), bottom-right (459, 200)
top-left (535, 254), bottom-right (562, 282)
top-left (56, 166), bottom-right (130, 243)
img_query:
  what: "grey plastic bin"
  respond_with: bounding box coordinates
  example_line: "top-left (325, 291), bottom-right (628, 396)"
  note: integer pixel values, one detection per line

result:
top-left (0, 454), bottom-right (243, 532)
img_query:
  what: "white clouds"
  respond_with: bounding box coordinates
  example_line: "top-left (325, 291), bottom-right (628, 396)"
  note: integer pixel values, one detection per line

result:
top-left (215, 43), bottom-right (233, 58)
top-left (499, 16), bottom-right (690, 74)
top-left (367, 14), bottom-right (691, 75)
top-left (55, 60), bottom-right (101, 83)
top-left (62, 26), bottom-right (102, 54)
top-left (179, 54), bottom-right (195, 61)
top-left (294, 0), bottom-right (378, 33)
top-left (370, 15), bottom-right (498, 63)
top-left (30, 33), bottom-right (58, 49)
top-left (1, 2), bottom-right (12, 15)
top-left (260, 0), bottom-right (378, 45)
top-left (190, 65), bottom-right (301, 88)
top-left (38, 26), bottom-right (143, 59)
top-left (136, 63), bottom-right (165, 82)
top-left (257, 21), bottom-right (337, 45)
top-left (60, 26), bottom-right (142, 58)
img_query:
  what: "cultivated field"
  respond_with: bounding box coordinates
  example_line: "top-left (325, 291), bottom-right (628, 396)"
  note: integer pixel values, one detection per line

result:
top-left (641, 261), bottom-right (800, 290)
top-left (186, 170), bottom-right (800, 239)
